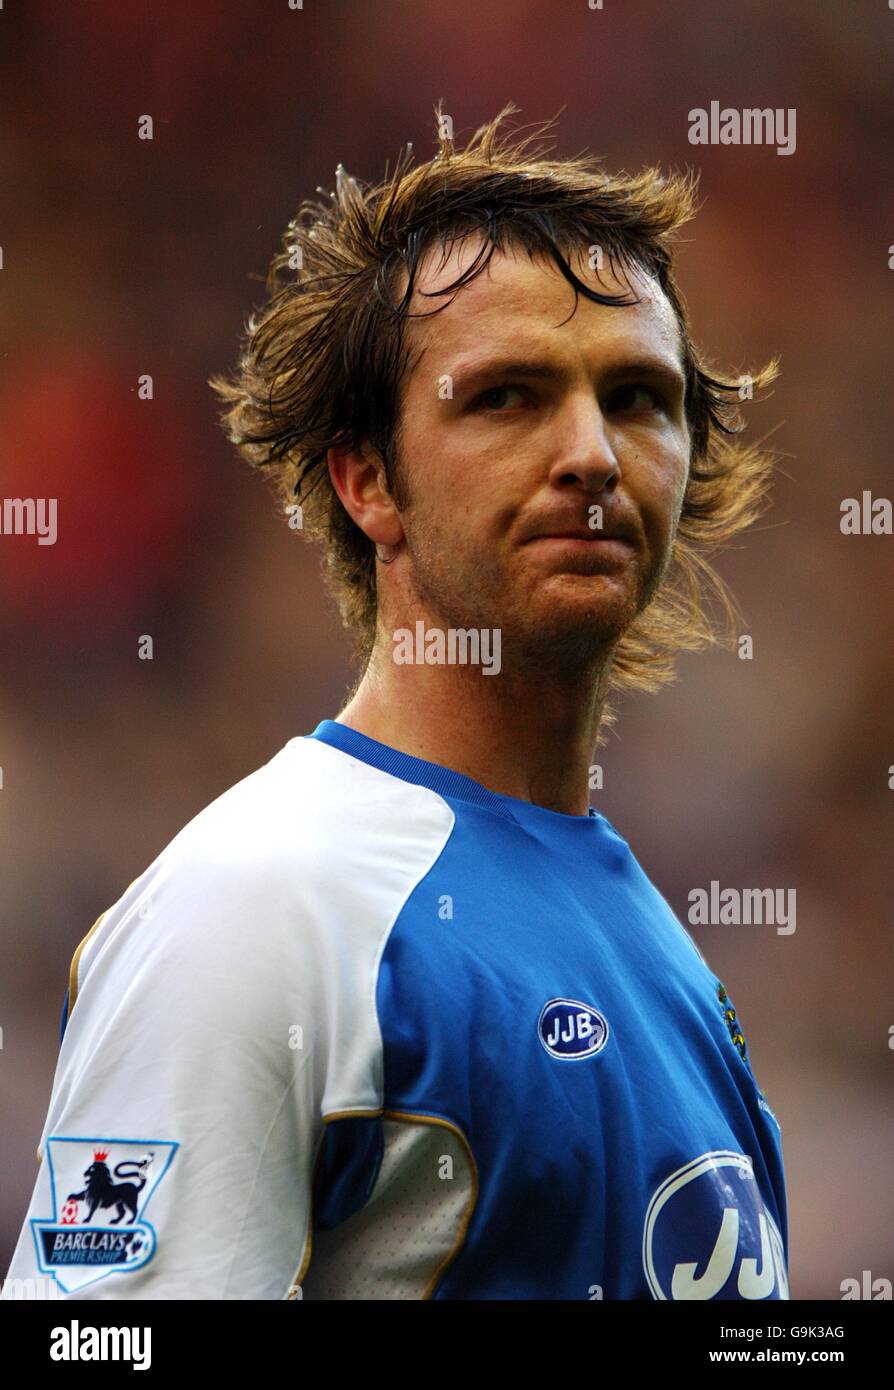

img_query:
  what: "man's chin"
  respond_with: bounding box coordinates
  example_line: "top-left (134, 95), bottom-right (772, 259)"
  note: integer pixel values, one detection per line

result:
top-left (499, 600), bottom-right (639, 669)
top-left (529, 580), bottom-right (641, 641)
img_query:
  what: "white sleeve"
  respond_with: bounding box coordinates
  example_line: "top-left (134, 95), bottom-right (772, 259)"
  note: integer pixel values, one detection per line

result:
top-left (2, 736), bottom-right (440, 1302)
top-left (2, 827), bottom-right (328, 1300)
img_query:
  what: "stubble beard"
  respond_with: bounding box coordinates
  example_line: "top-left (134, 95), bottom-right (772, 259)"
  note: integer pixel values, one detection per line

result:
top-left (384, 443), bottom-right (674, 680)
top-left (398, 516), bottom-right (665, 681)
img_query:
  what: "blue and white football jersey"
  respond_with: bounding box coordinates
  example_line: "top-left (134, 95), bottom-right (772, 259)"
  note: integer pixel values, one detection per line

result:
top-left (3, 718), bottom-right (789, 1300)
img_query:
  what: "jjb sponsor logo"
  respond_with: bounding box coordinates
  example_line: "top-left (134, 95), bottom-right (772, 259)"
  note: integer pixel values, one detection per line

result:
top-left (32, 1137), bottom-right (178, 1293)
top-left (538, 998), bottom-right (609, 1060)
top-left (643, 1151), bottom-right (789, 1300)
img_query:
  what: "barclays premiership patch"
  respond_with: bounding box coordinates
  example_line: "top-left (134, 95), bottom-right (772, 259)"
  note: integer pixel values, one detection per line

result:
top-left (32, 1137), bottom-right (178, 1293)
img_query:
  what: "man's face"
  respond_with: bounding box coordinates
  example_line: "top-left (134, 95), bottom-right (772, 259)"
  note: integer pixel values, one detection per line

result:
top-left (385, 236), bottom-right (691, 670)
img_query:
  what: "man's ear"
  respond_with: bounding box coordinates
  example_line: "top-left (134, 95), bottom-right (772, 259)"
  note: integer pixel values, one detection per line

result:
top-left (327, 442), bottom-right (404, 548)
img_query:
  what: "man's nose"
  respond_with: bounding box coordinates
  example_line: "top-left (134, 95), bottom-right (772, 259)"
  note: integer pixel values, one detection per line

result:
top-left (546, 399), bottom-right (621, 493)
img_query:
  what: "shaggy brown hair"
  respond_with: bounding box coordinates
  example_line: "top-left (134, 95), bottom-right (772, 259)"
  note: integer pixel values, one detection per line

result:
top-left (210, 102), bottom-right (779, 735)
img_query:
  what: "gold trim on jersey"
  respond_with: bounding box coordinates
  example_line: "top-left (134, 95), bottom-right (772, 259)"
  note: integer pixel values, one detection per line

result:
top-left (383, 1110), bottom-right (479, 1299)
top-left (65, 876), bottom-right (142, 1024)
top-left (285, 1120), bottom-right (334, 1299)
top-left (301, 1106), bottom-right (479, 1299)
top-left (67, 910), bottom-right (108, 1016)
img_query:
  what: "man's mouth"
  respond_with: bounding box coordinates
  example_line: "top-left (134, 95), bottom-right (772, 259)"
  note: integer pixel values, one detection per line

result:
top-left (527, 531), bottom-right (636, 555)
top-left (532, 531), bottom-right (634, 545)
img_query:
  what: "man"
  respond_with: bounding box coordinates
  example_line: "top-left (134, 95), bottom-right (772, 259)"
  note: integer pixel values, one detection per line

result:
top-left (4, 106), bottom-right (788, 1300)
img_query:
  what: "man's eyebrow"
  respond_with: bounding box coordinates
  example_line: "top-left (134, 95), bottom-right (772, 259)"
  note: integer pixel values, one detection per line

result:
top-left (450, 352), bottom-right (687, 396)
top-left (599, 354), bottom-right (688, 394)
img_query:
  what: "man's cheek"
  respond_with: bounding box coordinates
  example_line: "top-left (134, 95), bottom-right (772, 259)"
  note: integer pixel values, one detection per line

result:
top-left (657, 472), bottom-right (687, 538)
top-left (642, 491), bottom-right (678, 549)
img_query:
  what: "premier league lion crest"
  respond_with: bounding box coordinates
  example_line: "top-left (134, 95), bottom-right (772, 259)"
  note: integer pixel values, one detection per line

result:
top-left (32, 1137), bottom-right (177, 1293)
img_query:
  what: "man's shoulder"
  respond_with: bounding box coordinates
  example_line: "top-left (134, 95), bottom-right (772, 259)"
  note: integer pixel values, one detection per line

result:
top-left (117, 734), bottom-right (366, 934)
top-left (164, 731), bottom-right (455, 883)
top-left (162, 734), bottom-right (342, 883)
top-left (74, 732), bottom-right (457, 991)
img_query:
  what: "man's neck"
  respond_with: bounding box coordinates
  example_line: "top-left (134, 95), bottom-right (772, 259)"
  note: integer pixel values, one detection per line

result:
top-left (335, 643), bottom-right (611, 817)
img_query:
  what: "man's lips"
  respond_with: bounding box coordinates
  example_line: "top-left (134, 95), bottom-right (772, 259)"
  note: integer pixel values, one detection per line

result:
top-left (526, 529), bottom-right (636, 547)
top-left (522, 529), bottom-right (638, 571)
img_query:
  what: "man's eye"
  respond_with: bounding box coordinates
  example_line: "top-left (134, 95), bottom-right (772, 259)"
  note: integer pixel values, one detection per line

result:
top-left (473, 384), bottom-right (528, 412)
top-left (609, 384), bottom-right (666, 413)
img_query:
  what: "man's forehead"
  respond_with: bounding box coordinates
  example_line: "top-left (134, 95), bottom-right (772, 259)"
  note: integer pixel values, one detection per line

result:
top-left (398, 236), bottom-right (684, 371)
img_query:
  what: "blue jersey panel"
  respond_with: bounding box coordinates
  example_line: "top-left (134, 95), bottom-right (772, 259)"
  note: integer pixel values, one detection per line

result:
top-left (309, 719), bottom-right (788, 1301)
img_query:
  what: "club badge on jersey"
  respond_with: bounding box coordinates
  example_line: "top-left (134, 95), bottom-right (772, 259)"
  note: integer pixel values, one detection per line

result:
top-left (31, 1137), bottom-right (178, 1293)
top-left (537, 998), bottom-right (610, 1059)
